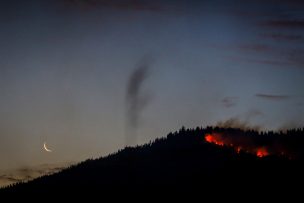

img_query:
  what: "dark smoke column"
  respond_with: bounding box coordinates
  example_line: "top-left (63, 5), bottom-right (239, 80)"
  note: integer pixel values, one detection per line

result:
top-left (125, 61), bottom-right (150, 146)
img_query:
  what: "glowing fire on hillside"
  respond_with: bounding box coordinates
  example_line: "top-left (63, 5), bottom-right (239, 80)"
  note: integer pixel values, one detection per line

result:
top-left (205, 134), bottom-right (224, 146)
top-left (256, 148), bottom-right (269, 157)
top-left (205, 133), bottom-right (270, 158)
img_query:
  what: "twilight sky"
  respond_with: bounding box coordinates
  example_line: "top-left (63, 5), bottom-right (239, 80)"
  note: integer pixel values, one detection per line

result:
top-left (0, 0), bottom-right (304, 172)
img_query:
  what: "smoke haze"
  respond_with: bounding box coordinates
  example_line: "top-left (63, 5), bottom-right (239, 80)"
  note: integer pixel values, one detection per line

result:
top-left (125, 59), bottom-right (152, 146)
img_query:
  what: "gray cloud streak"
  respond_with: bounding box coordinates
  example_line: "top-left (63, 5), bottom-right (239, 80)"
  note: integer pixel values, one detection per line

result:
top-left (261, 33), bottom-right (304, 41)
top-left (255, 94), bottom-right (290, 101)
top-left (125, 59), bottom-right (152, 146)
top-left (62, 0), bottom-right (162, 11)
top-left (262, 20), bottom-right (304, 29)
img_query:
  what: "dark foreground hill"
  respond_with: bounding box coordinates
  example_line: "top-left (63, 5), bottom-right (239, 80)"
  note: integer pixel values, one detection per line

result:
top-left (1, 127), bottom-right (304, 197)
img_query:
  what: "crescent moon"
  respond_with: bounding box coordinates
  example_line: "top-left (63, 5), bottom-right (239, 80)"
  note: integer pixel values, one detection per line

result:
top-left (43, 142), bottom-right (52, 152)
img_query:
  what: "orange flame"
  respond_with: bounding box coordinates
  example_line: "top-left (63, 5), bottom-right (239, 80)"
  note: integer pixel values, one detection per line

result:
top-left (256, 148), bottom-right (269, 158)
top-left (205, 134), bottom-right (224, 146)
top-left (205, 133), bottom-right (270, 158)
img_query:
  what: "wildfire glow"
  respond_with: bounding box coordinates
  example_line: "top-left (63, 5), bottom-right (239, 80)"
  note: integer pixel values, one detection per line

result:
top-left (205, 133), bottom-right (270, 158)
top-left (256, 148), bottom-right (269, 158)
top-left (205, 134), bottom-right (224, 146)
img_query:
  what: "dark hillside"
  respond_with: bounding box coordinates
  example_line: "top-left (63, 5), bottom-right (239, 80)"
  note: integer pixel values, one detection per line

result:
top-left (2, 127), bottom-right (304, 196)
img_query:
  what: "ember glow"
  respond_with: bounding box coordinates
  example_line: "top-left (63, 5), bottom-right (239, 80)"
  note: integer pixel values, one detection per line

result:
top-left (205, 134), bottom-right (224, 146)
top-left (204, 133), bottom-right (270, 158)
top-left (256, 148), bottom-right (269, 158)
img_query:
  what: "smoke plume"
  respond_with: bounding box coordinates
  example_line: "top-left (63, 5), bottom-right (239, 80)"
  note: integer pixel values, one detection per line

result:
top-left (217, 117), bottom-right (262, 131)
top-left (125, 59), bottom-right (151, 146)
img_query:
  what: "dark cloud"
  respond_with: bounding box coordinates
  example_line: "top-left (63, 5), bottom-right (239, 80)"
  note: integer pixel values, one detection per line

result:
top-left (221, 97), bottom-right (238, 108)
top-left (231, 0), bottom-right (304, 19)
top-left (125, 58), bottom-right (152, 146)
top-left (261, 33), bottom-right (304, 41)
top-left (226, 32), bottom-right (304, 68)
top-left (231, 10), bottom-right (275, 18)
top-left (231, 46), bottom-right (304, 68)
top-left (242, 0), bottom-right (304, 5)
top-left (62, 0), bottom-right (161, 12)
top-left (238, 44), bottom-right (271, 52)
top-left (286, 49), bottom-right (304, 67)
top-left (255, 94), bottom-right (290, 101)
top-left (229, 56), bottom-right (290, 67)
top-left (262, 20), bottom-right (304, 29)
top-left (249, 59), bottom-right (290, 66)
top-left (277, 0), bottom-right (304, 5)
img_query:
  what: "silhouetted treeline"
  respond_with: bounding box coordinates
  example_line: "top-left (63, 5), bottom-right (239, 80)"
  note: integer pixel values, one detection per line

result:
top-left (1, 126), bottom-right (304, 197)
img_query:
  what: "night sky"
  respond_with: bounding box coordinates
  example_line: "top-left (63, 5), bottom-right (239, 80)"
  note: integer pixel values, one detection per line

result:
top-left (0, 0), bottom-right (304, 180)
